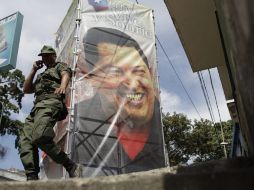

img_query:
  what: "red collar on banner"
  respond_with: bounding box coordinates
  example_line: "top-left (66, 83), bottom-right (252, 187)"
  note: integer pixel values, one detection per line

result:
top-left (117, 127), bottom-right (150, 160)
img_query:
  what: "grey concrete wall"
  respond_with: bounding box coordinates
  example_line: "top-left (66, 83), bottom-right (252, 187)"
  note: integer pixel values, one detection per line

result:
top-left (0, 167), bottom-right (253, 190)
top-left (214, 0), bottom-right (254, 154)
top-left (1, 157), bottom-right (254, 190)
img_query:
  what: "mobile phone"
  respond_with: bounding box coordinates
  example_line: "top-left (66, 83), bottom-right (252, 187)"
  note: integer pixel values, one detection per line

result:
top-left (35, 60), bottom-right (44, 68)
top-left (36, 60), bottom-right (43, 65)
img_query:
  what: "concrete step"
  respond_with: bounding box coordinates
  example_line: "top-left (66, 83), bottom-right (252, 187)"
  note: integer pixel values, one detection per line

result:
top-left (1, 157), bottom-right (254, 190)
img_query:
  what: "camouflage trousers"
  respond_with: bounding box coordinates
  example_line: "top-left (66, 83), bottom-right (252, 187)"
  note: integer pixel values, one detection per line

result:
top-left (18, 98), bottom-right (69, 175)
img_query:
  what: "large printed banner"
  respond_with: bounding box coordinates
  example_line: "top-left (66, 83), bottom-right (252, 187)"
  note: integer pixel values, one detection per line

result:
top-left (0, 12), bottom-right (23, 71)
top-left (55, 0), bottom-right (78, 56)
top-left (42, 0), bottom-right (166, 179)
top-left (72, 0), bottom-right (166, 176)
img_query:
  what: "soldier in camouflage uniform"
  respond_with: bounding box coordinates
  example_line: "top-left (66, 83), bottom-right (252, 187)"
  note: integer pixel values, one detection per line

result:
top-left (19, 45), bottom-right (82, 180)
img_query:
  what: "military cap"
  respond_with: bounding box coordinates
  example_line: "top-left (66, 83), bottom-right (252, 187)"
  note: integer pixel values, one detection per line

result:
top-left (38, 45), bottom-right (56, 56)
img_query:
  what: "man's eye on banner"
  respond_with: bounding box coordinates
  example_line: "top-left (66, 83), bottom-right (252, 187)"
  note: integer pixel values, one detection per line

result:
top-left (88, 0), bottom-right (109, 11)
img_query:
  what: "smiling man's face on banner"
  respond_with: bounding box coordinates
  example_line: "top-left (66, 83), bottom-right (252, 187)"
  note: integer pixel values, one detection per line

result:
top-left (90, 42), bottom-right (155, 129)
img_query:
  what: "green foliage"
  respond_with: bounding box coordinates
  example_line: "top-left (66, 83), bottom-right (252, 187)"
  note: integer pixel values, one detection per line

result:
top-left (0, 69), bottom-right (25, 116)
top-left (163, 112), bottom-right (233, 166)
top-left (163, 112), bottom-right (193, 166)
top-left (0, 69), bottom-right (25, 151)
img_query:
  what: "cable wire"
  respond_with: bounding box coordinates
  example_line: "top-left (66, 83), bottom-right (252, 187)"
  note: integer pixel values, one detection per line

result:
top-left (208, 69), bottom-right (227, 158)
top-left (156, 36), bottom-right (202, 119)
top-left (201, 71), bottom-right (216, 122)
top-left (197, 71), bottom-right (215, 122)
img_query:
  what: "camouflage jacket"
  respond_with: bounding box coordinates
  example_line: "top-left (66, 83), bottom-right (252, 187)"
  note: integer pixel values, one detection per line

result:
top-left (34, 62), bottom-right (72, 98)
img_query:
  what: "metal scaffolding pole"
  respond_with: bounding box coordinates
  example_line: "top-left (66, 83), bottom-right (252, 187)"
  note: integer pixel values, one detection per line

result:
top-left (64, 0), bottom-right (81, 179)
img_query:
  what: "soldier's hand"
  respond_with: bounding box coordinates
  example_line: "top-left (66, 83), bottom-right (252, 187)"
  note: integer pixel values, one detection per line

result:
top-left (33, 60), bottom-right (44, 71)
top-left (54, 87), bottom-right (66, 94)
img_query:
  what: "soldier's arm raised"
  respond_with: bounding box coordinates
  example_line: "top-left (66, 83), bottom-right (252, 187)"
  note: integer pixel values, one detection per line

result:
top-left (23, 61), bottom-right (43, 94)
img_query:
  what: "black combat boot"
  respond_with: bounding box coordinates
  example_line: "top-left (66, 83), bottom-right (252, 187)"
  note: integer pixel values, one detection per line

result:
top-left (63, 158), bottom-right (82, 178)
top-left (67, 163), bottom-right (83, 178)
top-left (26, 173), bottom-right (39, 181)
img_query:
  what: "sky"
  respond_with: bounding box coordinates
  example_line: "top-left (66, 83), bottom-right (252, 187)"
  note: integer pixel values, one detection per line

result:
top-left (0, 0), bottom-right (231, 171)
